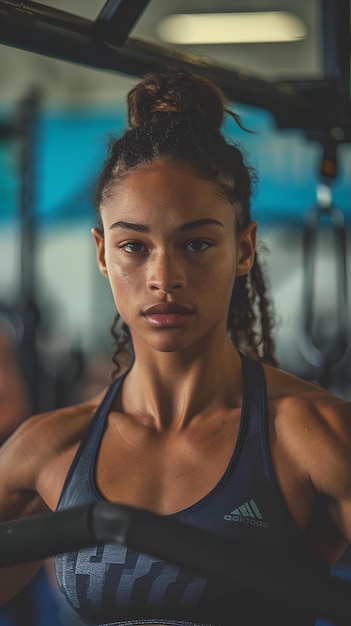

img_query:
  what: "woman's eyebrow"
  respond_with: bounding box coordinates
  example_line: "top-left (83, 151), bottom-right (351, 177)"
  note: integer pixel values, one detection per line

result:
top-left (109, 218), bottom-right (224, 232)
top-left (179, 218), bottom-right (224, 231)
top-left (109, 221), bottom-right (149, 232)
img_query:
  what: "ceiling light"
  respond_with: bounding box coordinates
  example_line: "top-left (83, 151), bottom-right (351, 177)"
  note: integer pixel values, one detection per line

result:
top-left (156, 12), bottom-right (308, 45)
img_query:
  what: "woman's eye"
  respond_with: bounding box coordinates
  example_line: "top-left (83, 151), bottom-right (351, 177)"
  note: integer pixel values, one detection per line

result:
top-left (185, 240), bottom-right (211, 252)
top-left (121, 242), bottom-right (146, 253)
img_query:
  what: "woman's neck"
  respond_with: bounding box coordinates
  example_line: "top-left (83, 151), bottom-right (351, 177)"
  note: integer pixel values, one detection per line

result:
top-left (121, 335), bottom-right (243, 430)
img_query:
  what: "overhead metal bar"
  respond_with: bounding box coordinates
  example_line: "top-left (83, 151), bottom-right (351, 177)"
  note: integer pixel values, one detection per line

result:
top-left (94, 0), bottom-right (151, 46)
top-left (321, 0), bottom-right (350, 101)
top-left (0, 0), bottom-right (350, 137)
top-left (0, 0), bottom-right (90, 32)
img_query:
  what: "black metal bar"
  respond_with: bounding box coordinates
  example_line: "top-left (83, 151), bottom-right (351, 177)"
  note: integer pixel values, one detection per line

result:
top-left (94, 0), bottom-right (151, 46)
top-left (0, 504), bottom-right (97, 565)
top-left (0, 502), bottom-right (351, 624)
top-left (0, 0), bottom-right (91, 30)
top-left (0, 0), bottom-right (351, 134)
top-left (321, 0), bottom-right (350, 101)
top-left (17, 88), bottom-right (39, 300)
top-left (15, 88), bottom-right (43, 412)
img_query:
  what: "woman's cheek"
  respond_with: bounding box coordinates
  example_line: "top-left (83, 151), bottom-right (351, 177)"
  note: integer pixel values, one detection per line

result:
top-left (109, 267), bottom-right (142, 310)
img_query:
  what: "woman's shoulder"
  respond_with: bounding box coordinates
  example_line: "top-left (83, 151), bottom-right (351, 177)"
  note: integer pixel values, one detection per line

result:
top-left (7, 388), bottom-right (108, 448)
top-left (262, 362), bottom-right (351, 476)
top-left (0, 388), bottom-right (110, 510)
top-left (262, 362), bottom-right (349, 414)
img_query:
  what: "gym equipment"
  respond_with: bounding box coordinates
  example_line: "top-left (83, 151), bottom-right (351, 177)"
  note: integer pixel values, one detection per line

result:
top-left (0, 89), bottom-right (85, 414)
top-left (0, 502), bottom-right (350, 625)
top-left (299, 135), bottom-right (349, 389)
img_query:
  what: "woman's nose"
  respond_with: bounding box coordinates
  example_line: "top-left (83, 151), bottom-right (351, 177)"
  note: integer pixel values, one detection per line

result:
top-left (146, 253), bottom-right (185, 293)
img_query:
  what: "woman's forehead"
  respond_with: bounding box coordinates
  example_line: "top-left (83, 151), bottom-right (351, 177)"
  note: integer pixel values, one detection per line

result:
top-left (101, 161), bottom-right (235, 220)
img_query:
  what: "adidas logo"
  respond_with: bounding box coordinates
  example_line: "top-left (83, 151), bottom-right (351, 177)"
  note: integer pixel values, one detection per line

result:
top-left (224, 498), bottom-right (268, 527)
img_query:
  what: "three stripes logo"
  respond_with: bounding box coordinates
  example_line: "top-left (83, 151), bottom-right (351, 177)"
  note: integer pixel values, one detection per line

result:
top-left (224, 498), bottom-right (268, 527)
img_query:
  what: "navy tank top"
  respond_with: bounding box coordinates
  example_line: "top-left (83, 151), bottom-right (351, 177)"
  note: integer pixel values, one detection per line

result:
top-left (55, 354), bottom-right (328, 626)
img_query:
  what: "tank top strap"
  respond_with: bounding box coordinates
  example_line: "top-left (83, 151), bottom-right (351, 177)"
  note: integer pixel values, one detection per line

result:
top-left (239, 352), bottom-right (267, 431)
top-left (56, 372), bottom-right (127, 511)
top-left (238, 352), bottom-right (273, 477)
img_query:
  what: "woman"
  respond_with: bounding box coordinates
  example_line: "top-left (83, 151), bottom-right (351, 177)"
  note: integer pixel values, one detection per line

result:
top-left (0, 68), bottom-right (350, 626)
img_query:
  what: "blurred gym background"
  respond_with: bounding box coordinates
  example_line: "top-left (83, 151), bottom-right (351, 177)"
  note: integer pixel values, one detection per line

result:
top-left (0, 1), bottom-right (350, 624)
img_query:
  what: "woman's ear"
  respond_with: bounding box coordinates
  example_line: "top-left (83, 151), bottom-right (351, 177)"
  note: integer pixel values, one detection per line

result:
top-left (91, 227), bottom-right (108, 278)
top-left (236, 221), bottom-right (257, 277)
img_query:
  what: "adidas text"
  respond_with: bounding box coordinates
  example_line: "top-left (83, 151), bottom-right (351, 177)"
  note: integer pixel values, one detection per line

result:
top-left (224, 498), bottom-right (268, 527)
top-left (224, 514), bottom-right (268, 527)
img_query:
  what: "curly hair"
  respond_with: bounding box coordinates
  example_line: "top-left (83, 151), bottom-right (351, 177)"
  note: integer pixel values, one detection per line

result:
top-left (94, 68), bottom-right (278, 376)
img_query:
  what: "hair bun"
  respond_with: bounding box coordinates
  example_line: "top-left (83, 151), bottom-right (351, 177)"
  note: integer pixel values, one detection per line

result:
top-left (127, 68), bottom-right (226, 131)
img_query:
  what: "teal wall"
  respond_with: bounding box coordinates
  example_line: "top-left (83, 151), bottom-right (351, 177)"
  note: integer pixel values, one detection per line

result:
top-left (1, 104), bottom-right (350, 227)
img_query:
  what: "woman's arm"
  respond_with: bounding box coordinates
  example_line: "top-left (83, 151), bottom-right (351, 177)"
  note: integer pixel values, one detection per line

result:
top-left (304, 397), bottom-right (351, 546)
top-left (0, 419), bottom-right (50, 604)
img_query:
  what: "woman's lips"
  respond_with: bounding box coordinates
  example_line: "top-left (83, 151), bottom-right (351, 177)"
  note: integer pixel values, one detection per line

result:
top-left (142, 303), bottom-right (194, 327)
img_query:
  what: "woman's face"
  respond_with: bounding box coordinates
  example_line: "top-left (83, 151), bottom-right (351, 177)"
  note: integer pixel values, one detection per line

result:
top-left (93, 161), bottom-right (256, 356)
